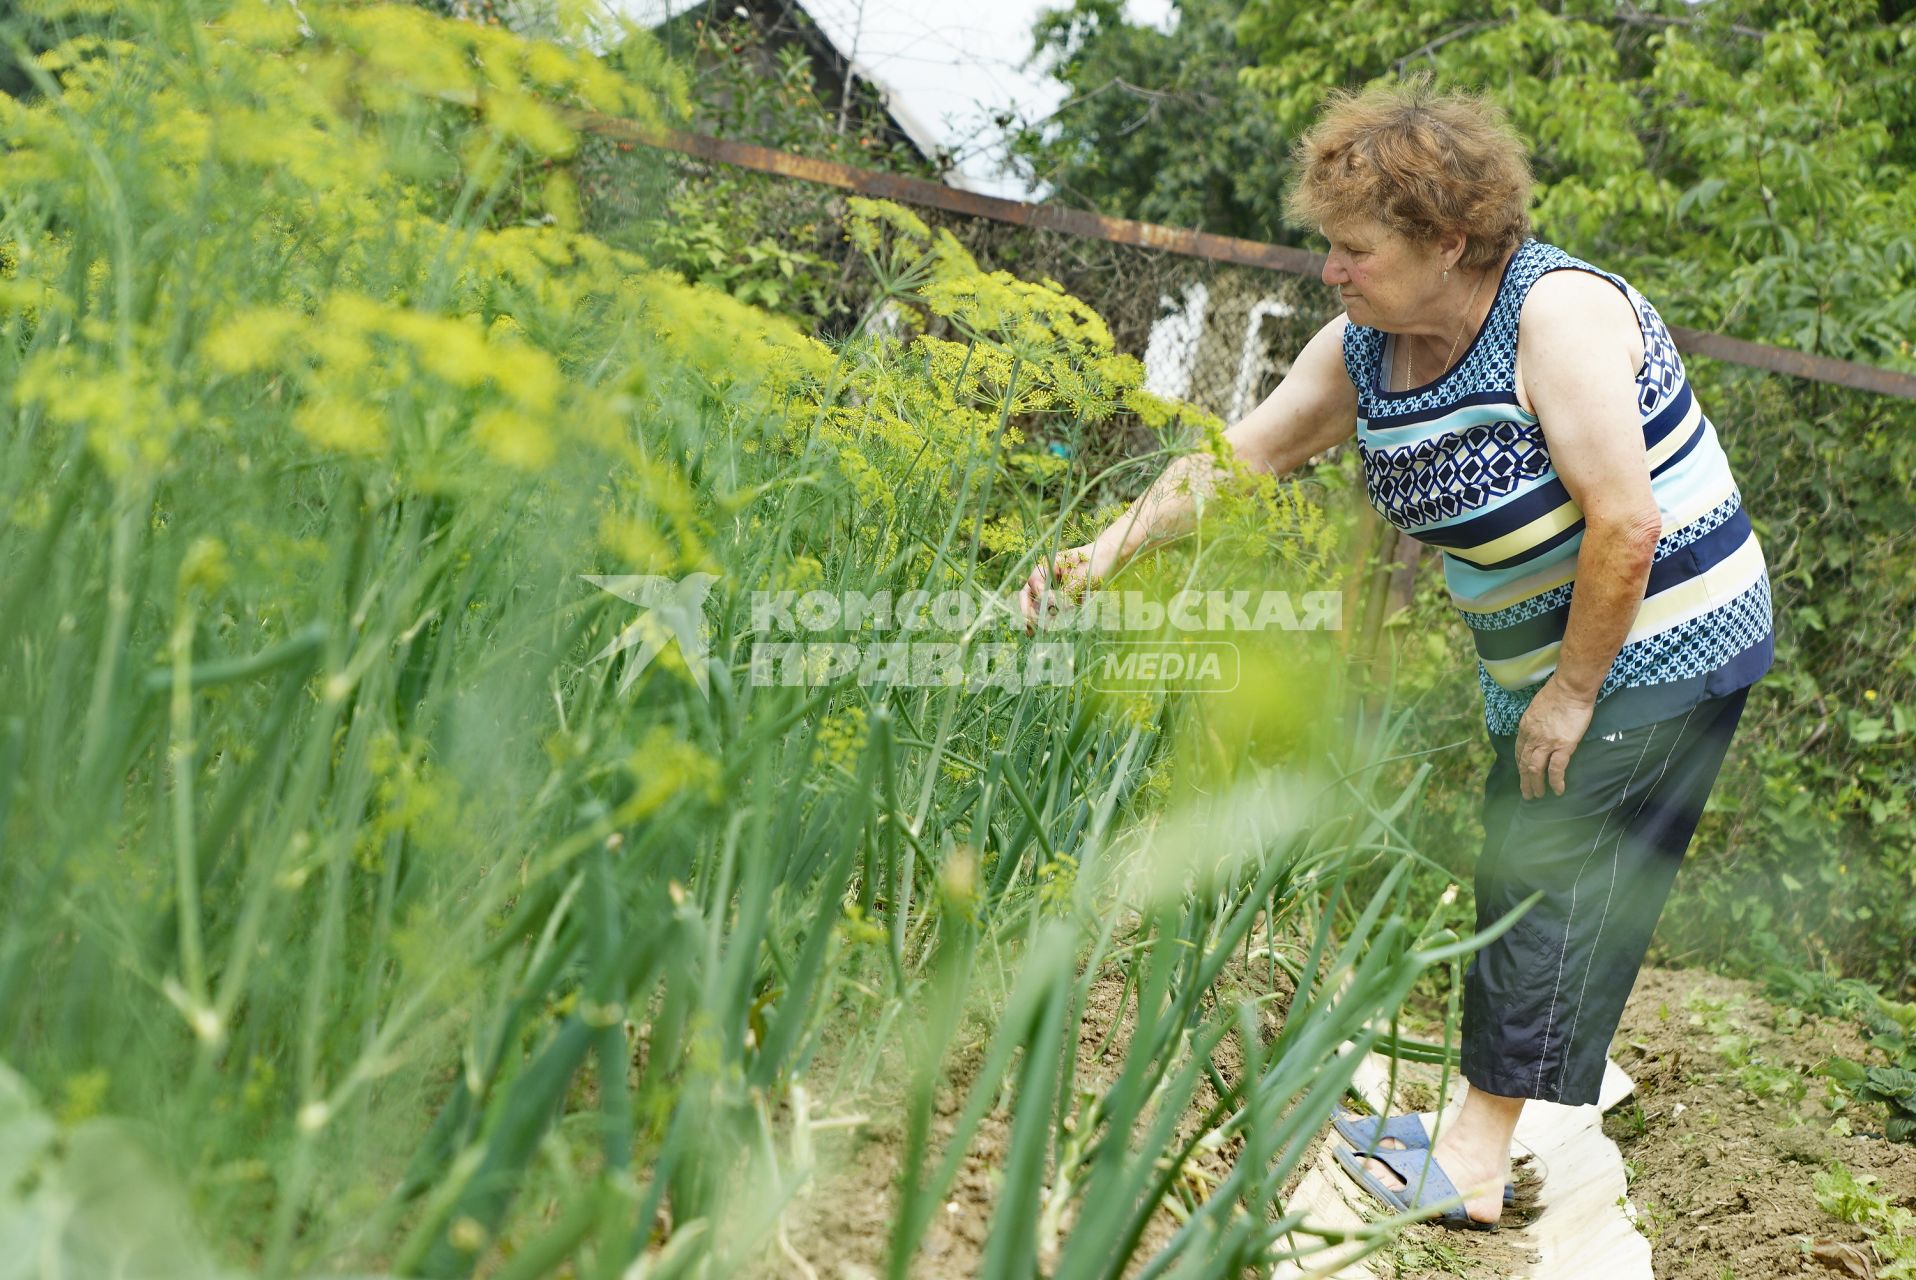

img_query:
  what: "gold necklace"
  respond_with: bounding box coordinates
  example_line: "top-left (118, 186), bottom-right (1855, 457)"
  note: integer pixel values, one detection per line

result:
top-left (1404, 264), bottom-right (1489, 391)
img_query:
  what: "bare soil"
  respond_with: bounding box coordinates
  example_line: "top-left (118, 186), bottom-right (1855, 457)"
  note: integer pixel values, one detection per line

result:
top-left (1602, 967), bottom-right (1916, 1280)
top-left (742, 963), bottom-right (1916, 1279)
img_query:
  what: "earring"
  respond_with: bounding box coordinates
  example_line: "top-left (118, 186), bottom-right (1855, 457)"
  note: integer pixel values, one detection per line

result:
top-left (1443, 268), bottom-right (1450, 279)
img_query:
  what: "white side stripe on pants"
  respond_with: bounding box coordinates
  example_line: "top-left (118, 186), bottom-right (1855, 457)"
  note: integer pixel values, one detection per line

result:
top-left (1530, 719), bottom-right (1665, 1098)
top-left (1552, 703), bottom-right (1700, 1099)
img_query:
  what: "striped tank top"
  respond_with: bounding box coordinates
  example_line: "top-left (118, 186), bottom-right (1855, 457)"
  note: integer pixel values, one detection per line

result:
top-left (1344, 238), bottom-right (1775, 736)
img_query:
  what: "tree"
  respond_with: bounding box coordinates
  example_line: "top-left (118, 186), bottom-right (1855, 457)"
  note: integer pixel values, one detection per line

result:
top-left (1008, 0), bottom-right (1291, 240)
top-left (1017, 0), bottom-right (1916, 370)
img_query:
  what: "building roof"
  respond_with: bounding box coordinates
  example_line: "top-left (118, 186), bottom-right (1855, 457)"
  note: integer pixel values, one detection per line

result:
top-left (634, 0), bottom-right (969, 187)
top-left (625, 0), bottom-right (1174, 200)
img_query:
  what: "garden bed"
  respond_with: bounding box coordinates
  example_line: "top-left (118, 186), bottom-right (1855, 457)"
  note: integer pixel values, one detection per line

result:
top-left (747, 964), bottom-right (1916, 1279)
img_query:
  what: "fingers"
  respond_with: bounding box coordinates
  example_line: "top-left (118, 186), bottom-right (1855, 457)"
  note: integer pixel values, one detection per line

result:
top-left (1515, 723), bottom-right (1540, 800)
top-left (1021, 548), bottom-right (1096, 635)
top-left (1022, 560), bottom-right (1063, 635)
top-left (1020, 566), bottom-right (1045, 634)
top-left (1517, 741), bottom-right (1541, 801)
top-left (1546, 744), bottom-right (1573, 797)
top-left (1516, 736), bottom-right (1573, 800)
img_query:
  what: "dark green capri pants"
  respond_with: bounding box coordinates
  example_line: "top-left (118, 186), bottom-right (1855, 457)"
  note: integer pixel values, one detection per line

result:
top-left (1462, 686), bottom-right (1749, 1105)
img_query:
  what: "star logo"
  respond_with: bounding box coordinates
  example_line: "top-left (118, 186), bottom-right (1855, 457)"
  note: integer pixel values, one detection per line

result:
top-left (582, 572), bottom-right (721, 698)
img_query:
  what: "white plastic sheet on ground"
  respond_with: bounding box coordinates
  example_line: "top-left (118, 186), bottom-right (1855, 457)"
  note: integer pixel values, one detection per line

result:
top-left (1274, 1048), bottom-right (1652, 1280)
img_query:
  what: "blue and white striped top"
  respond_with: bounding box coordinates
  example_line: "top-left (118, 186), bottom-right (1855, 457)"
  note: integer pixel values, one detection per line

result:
top-left (1344, 239), bottom-right (1775, 736)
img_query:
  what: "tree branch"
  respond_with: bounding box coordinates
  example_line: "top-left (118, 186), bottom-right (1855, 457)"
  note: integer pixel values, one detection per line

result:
top-left (1391, 19), bottom-right (1501, 74)
top-left (1388, 4), bottom-right (1766, 78)
top-left (1612, 1), bottom-right (1766, 42)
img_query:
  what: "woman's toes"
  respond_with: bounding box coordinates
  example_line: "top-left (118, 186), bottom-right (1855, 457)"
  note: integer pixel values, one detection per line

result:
top-left (1358, 1154), bottom-right (1406, 1190)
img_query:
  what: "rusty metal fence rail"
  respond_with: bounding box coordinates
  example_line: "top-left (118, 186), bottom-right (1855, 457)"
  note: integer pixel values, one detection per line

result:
top-left (601, 118), bottom-right (1916, 405)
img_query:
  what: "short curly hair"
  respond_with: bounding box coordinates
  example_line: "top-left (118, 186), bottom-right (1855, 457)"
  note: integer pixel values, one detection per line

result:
top-left (1286, 80), bottom-right (1533, 270)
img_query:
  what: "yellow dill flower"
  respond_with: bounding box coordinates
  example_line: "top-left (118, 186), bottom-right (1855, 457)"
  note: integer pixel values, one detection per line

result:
top-left (759, 333), bottom-right (835, 399)
top-left (976, 515), bottom-right (1030, 558)
top-left (294, 392), bottom-right (386, 457)
top-left (56, 1069), bottom-right (110, 1127)
top-left (809, 705), bottom-right (869, 772)
top-left (1089, 352), bottom-right (1144, 393)
top-left (14, 347), bottom-right (177, 478)
top-left (597, 512), bottom-right (677, 576)
top-left (325, 6), bottom-right (475, 100)
top-left (202, 308), bottom-right (306, 374)
top-left (1124, 386), bottom-right (1217, 434)
top-left (492, 346), bottom-right (564, 414)
top-left (209, 1), bottom-right (302, 48)
top-left (828, 441), bottom-right (896, 519)
top-left (781, 555), bottom-right (825, 589)
top-left (177, 537), bottom-right (232, 596)
top-left (483, 89), bottom-right (575, 159)
top-left (542, 170), bottom-right (580, 232)
top-left (385, 310), bottom-right (492, 388)
top-left (305, 326), bottom-right (375, 379)
top-left (844, 196), bottom-right (930, 254)
top-left (471, 406), bottom-right (555, 471)
top-left (0, 276), bottom-right (68, 322)
top-left (523, 42), bottom-right (583, 94)
top-left (836, 903), bottom-right (888, 947)
top-left (939, 845), bottom-right (981, 925)
top-left (1036, 853), bottom-right (1079, 916)
top-left (618, 728), bottom-right (720, 823)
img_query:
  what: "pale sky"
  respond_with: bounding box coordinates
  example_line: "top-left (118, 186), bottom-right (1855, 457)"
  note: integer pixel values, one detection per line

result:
top-left (619, 0), bottom-right (1177, 200)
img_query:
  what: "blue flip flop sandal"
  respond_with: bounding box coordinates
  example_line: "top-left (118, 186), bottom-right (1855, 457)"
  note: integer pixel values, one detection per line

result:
top-left (1332, 1108), bottom-right (1517, 1206)
top-left (1332, 1143), bottom-right (1500, 1232)
top-left (1333, 1106), bottom-right (1431, 1153)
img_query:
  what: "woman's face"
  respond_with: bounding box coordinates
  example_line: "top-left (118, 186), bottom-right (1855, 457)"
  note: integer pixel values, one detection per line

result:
top-left (1319, 216), bottom-right (1446, 332)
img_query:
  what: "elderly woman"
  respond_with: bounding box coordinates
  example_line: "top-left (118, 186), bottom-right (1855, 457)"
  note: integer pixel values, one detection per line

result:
top-left (1020, 82), bottom-right (1773, 1228)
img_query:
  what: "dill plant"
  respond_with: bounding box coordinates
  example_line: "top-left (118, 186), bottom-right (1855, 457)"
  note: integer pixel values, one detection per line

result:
top-left (0, 4), bottom-right (1500, 1276)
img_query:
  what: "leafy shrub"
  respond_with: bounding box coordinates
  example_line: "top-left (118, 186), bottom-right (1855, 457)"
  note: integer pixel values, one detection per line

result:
top-left (1772, 969), bottom-right (1916, 1143)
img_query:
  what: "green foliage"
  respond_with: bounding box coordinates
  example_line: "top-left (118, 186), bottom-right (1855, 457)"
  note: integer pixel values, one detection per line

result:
top-left (641, 183), bottom-right (840, 316)
top-left (1665, 370), bottom-right (1916, 990)
top-left (617, 11), bottom-right (944, 333)
top-left (1010, 0), bottom-right (1292, 238)
top-left (1823, 1059), bottom-right (1916, 1145)
top-left (1229, 0), bottom-right (1916, 371)
top-left (1376, 372), bottom-right (1916, 992)
top-left (1687, 990), bottom-right (1810, 1106)
top-left (1771, 968), bottom-right (1916, 1142)
top-left (1813, 1163), bottom-right (1916, 1278)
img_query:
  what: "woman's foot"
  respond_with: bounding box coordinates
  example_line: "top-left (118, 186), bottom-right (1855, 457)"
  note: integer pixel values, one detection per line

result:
top-left (1353, 1136), bottom-right (1507, 1225)
top-left (1351, 1089), bottom-right (1526, 1226)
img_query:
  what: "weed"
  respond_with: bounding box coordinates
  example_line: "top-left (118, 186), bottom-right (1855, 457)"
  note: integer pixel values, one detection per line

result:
top-left (1813, 1163), bottom-right (1916, 1278)
top-left (1772, 969), bottom-right (1916, 1143)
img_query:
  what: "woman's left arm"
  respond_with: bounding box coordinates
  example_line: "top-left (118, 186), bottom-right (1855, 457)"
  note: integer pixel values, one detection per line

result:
top-left (1514, 271), bottom-right (1664, 800)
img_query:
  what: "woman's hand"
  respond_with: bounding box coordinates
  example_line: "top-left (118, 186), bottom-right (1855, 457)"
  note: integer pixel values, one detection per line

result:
top-left (1020, 538), bottom-right (1122, 634)
top-left (1014, 315), bottom-right (1358, 639)
top-left (1515, 676), bottom-right (1597, 799)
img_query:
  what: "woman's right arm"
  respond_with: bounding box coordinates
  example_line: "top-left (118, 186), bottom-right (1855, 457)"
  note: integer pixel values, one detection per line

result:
top-left (1021, 314), bottom-right (1358, 626)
